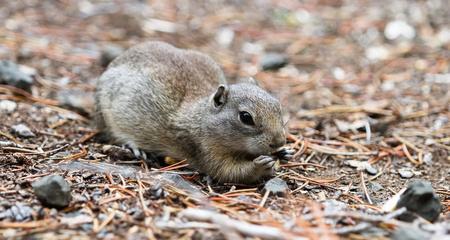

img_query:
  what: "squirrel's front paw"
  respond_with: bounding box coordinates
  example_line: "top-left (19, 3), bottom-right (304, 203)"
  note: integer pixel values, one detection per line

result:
top-left (272, 146), bottom-right (295, 162)
top-left (253, 155), bottom-right (276, 177)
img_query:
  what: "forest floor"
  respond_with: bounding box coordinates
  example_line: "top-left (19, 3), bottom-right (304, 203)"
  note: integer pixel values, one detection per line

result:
top-left (0, 0), bottom-right (449, 239)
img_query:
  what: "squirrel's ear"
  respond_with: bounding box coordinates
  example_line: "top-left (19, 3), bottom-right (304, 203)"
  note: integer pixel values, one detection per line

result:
top-left (212, 84), bottom-right (228, 108)
top-left (238, 77), bottom-right (259, 86)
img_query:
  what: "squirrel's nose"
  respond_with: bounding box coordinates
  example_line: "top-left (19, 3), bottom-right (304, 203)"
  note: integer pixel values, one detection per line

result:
top-left (269, 136), bottom-right (286, 149)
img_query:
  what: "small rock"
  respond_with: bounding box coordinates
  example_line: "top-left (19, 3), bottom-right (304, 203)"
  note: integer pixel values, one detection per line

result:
top-left (422, 152), bottom-right (433, 165)
top-left (60, 214), bottom-right (92, 226)
top-left (57, 89), bottom-right (95, 116)
top-left (0, 60), bottom-right (34, 92)
top-left (335, 119), bottom-right (367, 133)
top-left (32, 175), bottom-right (72, 208)
top-left (0, 203), bottom-right (33, 221)
top-left (102, 145), bottom-right (135, 160)
top-left (11, 124), bottom-right (35, 138)
top-left (384, 20), bottom-right (416, 40)
top-left (18, 65), bottom-right (37, 78)
top-left (0, 100), bottom-right (17, 113)
top-left (242, 42), bottom-right (263, 55)
top-left (142, 18), bottom-right (178, 34)
top-left (264, 177), bottom-right (289, 197)
top-left (346, 160), bottom-right (377, 175)
top-left (216, 27), bottom-right (234, 47)
top-left (317, 191), bottom-right (326, 201)
top-left (396, 180), bottom-right (442, 222)
top-left (368, 182), bottom-right (383, 192)
top-left (332, 67), bottom-right (346, 80)
top-left (321, 200), bottom-right (348, 213)
top-left (260, 53), bottom-right (288, 71)
top-left (99, 44), bottom-right (124, 67)
top-left (398, 169), bottom-right (414, 179)
top-left (365, 45), bottom-right (390, 61)
top-left (147, 183), bottom-right (167, 200)
top-left (365, 164), bottom-right (378, 175)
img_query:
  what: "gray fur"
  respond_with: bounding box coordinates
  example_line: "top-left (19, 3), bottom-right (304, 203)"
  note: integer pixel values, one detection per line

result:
top-left (95, 41), bottom-right (286, 183)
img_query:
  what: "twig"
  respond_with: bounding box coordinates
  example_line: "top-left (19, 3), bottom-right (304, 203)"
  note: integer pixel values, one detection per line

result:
top-left (401, 144), bottom-right (420, 165)
top-left (258, 190), bottom-right (270, 209)
top-left (333, 222), bottom-right (371, 234)
top-left (180, 208), bottom-right (302, 240)
top-left (94, 210), bottom-right (116, 233)
top-left (280, 162), bottom-right (326, 169)
top-left (137, 176), bottom-right (151, 216)
top-left (303, 207), bottom-right (407, 222)
top-left (0, 219), bottom-right (55, 228)
top-left (0, 130), bottom-right (23, 145)
top-left (360, 171), bottom-right (373, 205)
top-left (308, 143), bottom-right (377, 156)
top-left (292, 181), bottom-right (309, 194)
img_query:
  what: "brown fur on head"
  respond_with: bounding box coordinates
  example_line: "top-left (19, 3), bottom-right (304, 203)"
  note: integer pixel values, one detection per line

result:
top-left (203, 82), bottom-right (286, 159)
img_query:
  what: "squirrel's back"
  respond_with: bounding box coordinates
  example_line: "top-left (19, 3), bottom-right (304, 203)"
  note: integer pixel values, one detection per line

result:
top-left (95, 41), bottom-right (226, 157)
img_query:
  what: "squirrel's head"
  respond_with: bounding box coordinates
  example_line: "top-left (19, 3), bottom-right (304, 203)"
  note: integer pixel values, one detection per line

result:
top-left (207, 79), bottom-right (286, 157)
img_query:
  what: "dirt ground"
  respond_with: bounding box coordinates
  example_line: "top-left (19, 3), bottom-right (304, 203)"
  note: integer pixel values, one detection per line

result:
top-left (0, 0), bottom-right (449, 239)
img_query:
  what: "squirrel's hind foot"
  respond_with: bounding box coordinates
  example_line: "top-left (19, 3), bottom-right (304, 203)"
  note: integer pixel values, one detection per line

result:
top-left (121, 142), bottom-right (163, 166)
top-left (122, 141), bottom-right (148, 160)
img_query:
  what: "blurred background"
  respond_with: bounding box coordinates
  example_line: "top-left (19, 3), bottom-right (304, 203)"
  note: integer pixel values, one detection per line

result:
top-left (1, 0), bottom-right (449, 103)
top-left (1, 1), bottom-right (449, 122)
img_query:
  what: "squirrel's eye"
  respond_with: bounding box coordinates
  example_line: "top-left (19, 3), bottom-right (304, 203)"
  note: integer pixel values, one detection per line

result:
top-left (239, 111), bottom-right (255, 126)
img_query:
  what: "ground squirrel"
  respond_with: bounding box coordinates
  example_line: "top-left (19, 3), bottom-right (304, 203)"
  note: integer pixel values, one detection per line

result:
top-left (95, 41), bottom-right (292, 183)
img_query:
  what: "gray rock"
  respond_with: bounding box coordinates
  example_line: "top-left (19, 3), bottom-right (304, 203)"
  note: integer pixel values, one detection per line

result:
top-left (148, 183), bottom-right (167, 200)
top-left (398, 169), bottom-right (414, 179)
top-left (391, 226), bottom-right (430, 240)
top-left (32, 175), bottom-right (72, 208)
top-left (11, 124), bottom-right (35, 138)
top-left (368, 182), bottom-right (383, 192)
top-left (57, 89), bottom-right (94, 116)
top-left (261, 53), bottom-right (288, 71)
top-left (0, 100), bottom-right (17, 113)
top-left (365, 164), bottom-right (378, 175)
top-left (396, 180), bottom-right (442, 222)
top-left (264, 177), bottom-right (289, 197)
top-left (346, 160), bottom-right (377, 175)
top-left (0, 60), bottom-right (34, 92)
top-left (0, 203), bottom-right (33, 221)
top-left (99, 44), bottom-right (124, 67)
